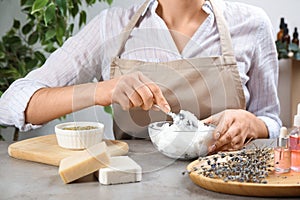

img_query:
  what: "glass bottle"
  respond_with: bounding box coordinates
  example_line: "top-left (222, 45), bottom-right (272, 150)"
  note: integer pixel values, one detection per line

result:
top-left (290, 103), bottom-right (300, 172)
top-left (292, 27), bottom-right (299, 46)
top-left (282, 24), bottom-right (290, 49)
top-left (274, 127), bottom-right (291, 173)
top-left (277, 17), bottom-right (285, 41)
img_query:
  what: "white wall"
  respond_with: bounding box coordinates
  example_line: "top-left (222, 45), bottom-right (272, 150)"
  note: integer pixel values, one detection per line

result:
top-left (0, 0), bottom-right (299, 140)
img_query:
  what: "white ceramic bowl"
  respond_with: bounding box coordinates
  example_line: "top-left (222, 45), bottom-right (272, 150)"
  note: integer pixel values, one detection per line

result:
top-left (55, 121), bottom-right (104, 150)
top-left (148, 121), bottom-right (215, 160)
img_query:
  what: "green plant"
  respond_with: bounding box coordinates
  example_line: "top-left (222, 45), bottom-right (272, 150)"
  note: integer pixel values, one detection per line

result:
top-left (276, 41), bottom-right (300, 60)
top-left (0, 0), bottom-right (113, 140)
top-left (0, 128), bottom-right (4, 141)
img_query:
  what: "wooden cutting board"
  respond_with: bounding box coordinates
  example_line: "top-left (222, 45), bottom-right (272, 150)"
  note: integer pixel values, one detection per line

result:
top-left (8, 134), bottom-right (129, 166)
top-left (187, 156), bottom-right (300, 197)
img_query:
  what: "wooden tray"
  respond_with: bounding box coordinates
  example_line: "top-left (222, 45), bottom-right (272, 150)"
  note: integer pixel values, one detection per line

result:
top-left (8, 134), bottom-right (129, 166)
top-left (187, 155), bottom-right (300, 197)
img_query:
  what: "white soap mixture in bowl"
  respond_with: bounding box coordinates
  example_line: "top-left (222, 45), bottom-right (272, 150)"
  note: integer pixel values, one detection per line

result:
top-left (148, 111), bottom-right (216, 160)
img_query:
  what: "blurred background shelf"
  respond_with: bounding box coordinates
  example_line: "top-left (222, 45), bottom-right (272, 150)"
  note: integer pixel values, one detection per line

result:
top-left (291, 59), bottom-right (300, 126)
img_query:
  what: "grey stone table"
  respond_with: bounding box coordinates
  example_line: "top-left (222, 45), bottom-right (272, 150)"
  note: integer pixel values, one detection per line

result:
top-left (0, 138), bottom-right (294, 200)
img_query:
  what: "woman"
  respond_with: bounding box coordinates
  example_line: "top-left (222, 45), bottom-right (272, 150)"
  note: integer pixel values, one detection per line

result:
top-left (0, 0), bottom-right (281, 153)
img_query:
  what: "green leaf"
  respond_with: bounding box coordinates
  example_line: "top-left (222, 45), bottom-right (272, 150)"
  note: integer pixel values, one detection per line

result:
top-left (55, 0), bottom-right (67, 16)
top-left (44, 3), bottom-right (56, 26)
top-left (6, 29), bottom-right (16, 36)
top-left (106, 0), bottom-right (113, 5)
top-left (22, 22), bottom-right (33, 35)
top-left (45, 29), bottom-right (56, 41)
top-left (34, 51), bottom-right (46, 65)
top-left (25, 58), bottom-right (38, 69)
top-left (68, 23), bottom-right (74, 35)
top-left (104, 105), bottom-right (113, 117)
top-left (55, 16), bottom-right (66, 46)
top-left (3, 36), bottom-right (21, 46)
top-left (24, 0), bottom-right (35, 6)
top-left (44, 43), bottom-right (56, 52)
top-left (31, 0), bottom-right (49, 14)
top-left (59, 115), bottom-right (66, 120)
top-left (68, 0), bottom-right (74, 9)
top-left (295, 52), bottom-right (300, 60)
top-left (15, 46), bottom-right (29, 57)
top-left (21, 0), bottom-right (28, 6)
top-left (79, 10), bottom-right (87, 28)
top-left (28, 31), bottom-right (39, 45)
top-left (0, 42), bottom-right (4, 51)
top-left (0, 53), bottom-right (5, 60)
top-left (70, 3), bottom-right (79, 18)
top-left (65, 23), bottom-right (74, 38)
top-left (289, 43), bottom-right (300, 52)
top-left (1, 68), bottom-right (22, 79)
top-left (278, 49), bottom-right (288, 54)
top-left (22, 6), bottom-right (32, 14)
top-left (13, 19), bottom-right (21, 29)
top-left (86, 0), bottom-right (96, 5)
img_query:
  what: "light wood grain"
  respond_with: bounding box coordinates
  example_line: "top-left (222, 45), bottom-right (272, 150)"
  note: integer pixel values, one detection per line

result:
top-left (187, 157), bottom-right (300, 197)
top-left (8, 134), bottom-right (129, 166)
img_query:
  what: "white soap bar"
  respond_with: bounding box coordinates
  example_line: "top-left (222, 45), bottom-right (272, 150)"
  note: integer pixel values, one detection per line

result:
top-left (95, 156), bottom-right (142, 185)
top-left (59, 142), bottom-right (110, 184)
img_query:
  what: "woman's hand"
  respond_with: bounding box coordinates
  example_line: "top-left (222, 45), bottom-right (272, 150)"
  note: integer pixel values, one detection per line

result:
top-left (202, 109), bottom-right (269, 154)
top-left (96, 71), bottom-right (170, 112)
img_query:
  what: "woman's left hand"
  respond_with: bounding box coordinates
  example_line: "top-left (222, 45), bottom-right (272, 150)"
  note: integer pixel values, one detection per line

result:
top-left (202, 109), bottom-right (269, 154)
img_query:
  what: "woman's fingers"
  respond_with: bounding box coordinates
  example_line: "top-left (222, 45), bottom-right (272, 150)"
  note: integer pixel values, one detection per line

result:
top-left (217, 136), bottom-right (245, 152)
top-left (138, 72), bottom-right (170, 112)
top-left (206, 109), bottom-right (268, 153)
top-left (204, 111), bottom-right (232, 140)
top-left (208, 116), bottom-right (242, 153)
top-left (111, 72), bottom-right (170, 111)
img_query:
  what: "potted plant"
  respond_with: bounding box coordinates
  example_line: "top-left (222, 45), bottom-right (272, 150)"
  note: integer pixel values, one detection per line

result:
top-left (0, 0), bottom-right (113, 141)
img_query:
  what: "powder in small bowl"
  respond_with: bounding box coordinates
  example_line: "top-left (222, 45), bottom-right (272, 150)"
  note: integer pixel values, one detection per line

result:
top-left (62, 126), bottom-right (98, 131)
top-left (55, 122), bottom-right (104, 150)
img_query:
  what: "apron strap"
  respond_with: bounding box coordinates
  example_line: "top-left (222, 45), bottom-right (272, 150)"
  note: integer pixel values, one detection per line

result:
top-left (116, 0), bottom-right (152, 57)
top-left (208, 0), bottom-right (235, 57)
top-left (116, 0), bottom-right (235, 58)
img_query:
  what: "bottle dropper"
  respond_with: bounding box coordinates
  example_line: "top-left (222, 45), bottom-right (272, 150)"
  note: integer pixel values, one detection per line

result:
top-left (278, 127), bottom-right (288, 147)
top-left (274, 126), bottom-right (291, 173)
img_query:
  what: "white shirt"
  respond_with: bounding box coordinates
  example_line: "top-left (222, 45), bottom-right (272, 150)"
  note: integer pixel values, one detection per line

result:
top-left (0, 0), bottom-right (282, 138)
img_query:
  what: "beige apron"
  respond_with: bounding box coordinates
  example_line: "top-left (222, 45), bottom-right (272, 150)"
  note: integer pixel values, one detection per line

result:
top-left (110, 0), bottom-right (246, 139)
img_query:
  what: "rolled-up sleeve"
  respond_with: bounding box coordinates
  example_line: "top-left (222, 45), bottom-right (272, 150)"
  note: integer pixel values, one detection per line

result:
top-left (0, 80), bottom-right (45, 131)
top-left (247, 8), bottom-right (282, 138)
top-left (0, 11), bottom-right (107, 131)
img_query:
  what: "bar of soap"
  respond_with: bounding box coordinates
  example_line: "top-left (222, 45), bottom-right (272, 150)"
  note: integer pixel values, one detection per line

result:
top-left (59, 142), bottom-right (110, 184)
top-left (95, 156), bottom-right (142, 185)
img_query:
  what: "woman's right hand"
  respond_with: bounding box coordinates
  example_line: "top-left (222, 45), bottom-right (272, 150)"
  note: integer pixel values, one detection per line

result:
top-left (96, 72), bottom-right (170, 112)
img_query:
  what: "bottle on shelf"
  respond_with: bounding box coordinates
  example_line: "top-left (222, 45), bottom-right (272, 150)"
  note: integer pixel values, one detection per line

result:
top-left (282, 24), bottom-right (291, 48)
top-left (289, 103), bottom-right (300, 172)
top-left (277, 17), bottom-right (285, 41)
top-left (292, 27), bottom-right (299, 46)
top-left (274, 127), bottom-right (291, 173)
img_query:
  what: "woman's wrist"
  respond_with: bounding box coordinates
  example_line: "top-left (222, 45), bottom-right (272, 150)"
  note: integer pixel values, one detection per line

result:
top-left (247, 112), bottom-right (269, 139)
top-left (95, 79), bottom-right (117, 106)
